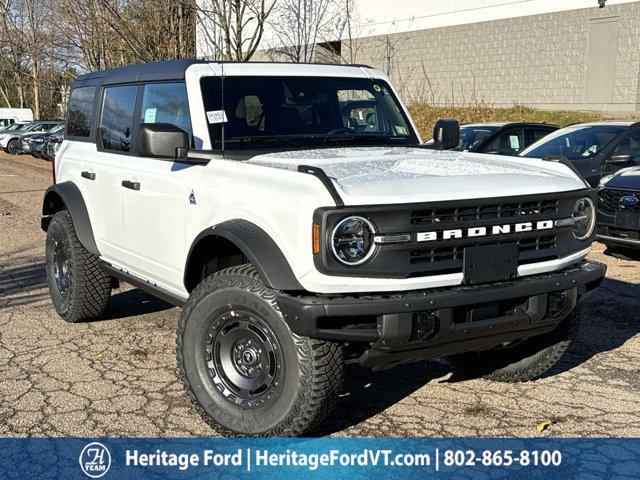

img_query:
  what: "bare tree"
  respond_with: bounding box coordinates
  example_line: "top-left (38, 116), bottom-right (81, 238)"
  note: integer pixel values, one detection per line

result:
top-left (267, 0), bottom-right (338, 63)
top-left (196, 0), bottom-right (276, 61)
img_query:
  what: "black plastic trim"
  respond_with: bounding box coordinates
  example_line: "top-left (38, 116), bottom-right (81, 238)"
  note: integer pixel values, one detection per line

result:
top-left (184, 220), bottom-right (304, 291)
top-left (41, 182), bottom-right (99, 256)
top-left (277, 260), bottom-right (606, 344)
top-left (101, 262), bottom-right (186, 307)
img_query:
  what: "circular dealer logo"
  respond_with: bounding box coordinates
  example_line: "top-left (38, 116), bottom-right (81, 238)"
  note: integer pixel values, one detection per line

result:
top-left (79, 442), bottom-right (111, 478)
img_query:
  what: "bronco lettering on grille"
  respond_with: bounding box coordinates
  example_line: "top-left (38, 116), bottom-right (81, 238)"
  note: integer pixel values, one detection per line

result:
top-left (416, 220), bottom-right (554, 242)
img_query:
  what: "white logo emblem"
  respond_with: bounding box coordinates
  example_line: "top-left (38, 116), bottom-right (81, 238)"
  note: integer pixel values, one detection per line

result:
top-left (79, 442), bottom-right (111, 478)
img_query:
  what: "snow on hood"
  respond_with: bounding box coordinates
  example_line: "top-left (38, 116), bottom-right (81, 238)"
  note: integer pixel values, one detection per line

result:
top-left (246, 147), bottom-right (587, 206)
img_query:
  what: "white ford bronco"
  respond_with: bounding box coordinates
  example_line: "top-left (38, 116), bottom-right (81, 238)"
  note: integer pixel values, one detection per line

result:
top-left (42, 60), bottom-right (606, 437)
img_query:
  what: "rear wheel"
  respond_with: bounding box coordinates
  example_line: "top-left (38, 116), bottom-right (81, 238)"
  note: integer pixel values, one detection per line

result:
top-left (447, 307), bottom-right (580, 382)
top-left (45, 211), bottom-right (112, 322)
top-left (177, 265), bottom-right (344, 437)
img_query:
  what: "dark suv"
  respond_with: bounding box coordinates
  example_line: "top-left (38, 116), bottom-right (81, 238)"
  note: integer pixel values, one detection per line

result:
top-left (597, 166), bottom-right (640, 258)
top-left (451, 122), bottom-right (559, 155)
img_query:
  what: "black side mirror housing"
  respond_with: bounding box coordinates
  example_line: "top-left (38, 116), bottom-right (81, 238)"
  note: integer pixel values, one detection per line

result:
top-left (432, 119), bottom-right (460, 150)
top-left (139, 123), bottom-right (190, 159)
top-left (605, 154), bottom-right (633, 165)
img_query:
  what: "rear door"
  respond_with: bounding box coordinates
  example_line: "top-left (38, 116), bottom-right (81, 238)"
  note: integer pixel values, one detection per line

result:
top-left (118, 82), bottom-right (194, 291)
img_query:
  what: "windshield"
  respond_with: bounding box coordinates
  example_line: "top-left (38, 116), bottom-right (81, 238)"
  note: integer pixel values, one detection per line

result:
top-left (2, 123), bottom-right (24, 132)
top-left (200, 76), bottom-right (418, 150)
top-left (521, 125), bottom-right (626, 160)
top-left (49, 124), bottom-right (64, 134)
top-left (452, 125), bottom-right (500, 151)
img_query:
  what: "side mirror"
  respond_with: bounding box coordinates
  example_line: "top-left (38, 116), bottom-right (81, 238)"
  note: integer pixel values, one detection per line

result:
top-left (432, 119), bottom-right (460, 150)
top-left (605, 154), bottom-right (633, 165)
top-left (139, 123), bottom-right (189, 159)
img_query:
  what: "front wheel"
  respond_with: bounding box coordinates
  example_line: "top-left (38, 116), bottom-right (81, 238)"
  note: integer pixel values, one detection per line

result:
top-left (177, 265), bottom-right (344, 437)
top-left (7, 138), bottom-right (21, 155)
top-left (447, 307), bottom-right (580, 382)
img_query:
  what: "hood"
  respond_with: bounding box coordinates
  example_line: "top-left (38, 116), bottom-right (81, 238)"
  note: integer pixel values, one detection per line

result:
top-left (246, 147), bottom-right (587, 205)
top-left (603, 166), bottom-right (640, 190)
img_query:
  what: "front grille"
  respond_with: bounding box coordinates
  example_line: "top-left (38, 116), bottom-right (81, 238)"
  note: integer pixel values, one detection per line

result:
top-left (315, 191), bottom-right (588, 279)
top-left (599, 189), bottom-right (640, 213)
top-left (410, 200), bottom-right (559, 226)
top-left (409, 235), bottom-right (557, 265)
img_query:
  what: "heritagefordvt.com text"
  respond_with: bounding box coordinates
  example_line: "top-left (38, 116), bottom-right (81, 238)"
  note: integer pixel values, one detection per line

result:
top-left (126, 449), bottom-right (433, 472)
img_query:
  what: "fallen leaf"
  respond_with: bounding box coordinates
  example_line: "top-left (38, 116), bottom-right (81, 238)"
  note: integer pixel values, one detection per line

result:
top-left (88, 353), bottom-right (103, 361)
top-left (536, 419), bottom-right (554, 433)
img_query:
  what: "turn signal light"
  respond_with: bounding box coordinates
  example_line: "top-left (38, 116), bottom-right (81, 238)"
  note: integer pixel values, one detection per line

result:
top-left (312, 223), bottom-right (320, 254)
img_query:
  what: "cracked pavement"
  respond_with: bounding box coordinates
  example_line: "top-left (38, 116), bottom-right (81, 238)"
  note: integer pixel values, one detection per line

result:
top-left (1, 152), bottom-right (639, 438)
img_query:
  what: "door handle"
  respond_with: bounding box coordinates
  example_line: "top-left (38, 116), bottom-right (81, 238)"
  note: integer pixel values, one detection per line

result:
top-left (122, 180), bottom-right (140, 191)
top-left (81, 171), bottom-right (96, 180)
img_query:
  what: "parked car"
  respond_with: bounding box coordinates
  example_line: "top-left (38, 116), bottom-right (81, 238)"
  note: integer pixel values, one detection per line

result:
top-left (596, 166), bottom-right (640, 259)
top-left (0, 120), bottom-right (62, 154)
top-left (22, 124), bottom-right (65, 158)
top-left (0, 108), bottom-right (34, 128)
top-left (41, 59), bottom-right (604, 437)
top-left (451, 122), bottom-right (559, 155)
top-left (520, 121), bottom-right (640, 187)
top-left (43, 127), bottom-right (65, 161)
top-left (0, 121), bottom-right (29, 133)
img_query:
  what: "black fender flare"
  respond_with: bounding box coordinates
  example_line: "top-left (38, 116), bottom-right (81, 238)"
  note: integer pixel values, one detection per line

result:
top-left (42, 181), bottom-right (100, 256)
top-left (185, 220), bottom-right (304, 292)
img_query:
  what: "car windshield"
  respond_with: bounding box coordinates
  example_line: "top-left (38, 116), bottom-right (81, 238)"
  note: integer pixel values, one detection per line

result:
top-left (200, 76), bottom-right (419, 150)
top-left (2, 123), bottom-right (25, 132)
top-left (520, 125), bottom-right (626, 160)
top-left (49, 124), bottom-right (64, 134)
top-left (452, 125), bottom-right (500, 151)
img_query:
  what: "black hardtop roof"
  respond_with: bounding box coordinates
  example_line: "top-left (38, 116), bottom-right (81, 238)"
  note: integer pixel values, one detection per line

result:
top-left (72, 59), bottom-right (376, 88)
top-left (73, 59), bottom-right (206, 86)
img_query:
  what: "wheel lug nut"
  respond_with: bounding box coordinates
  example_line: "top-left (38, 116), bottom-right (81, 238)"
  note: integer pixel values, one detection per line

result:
top-left (247, 368), bottom-right (253, 374)
top-left (247, 340), bottom-right (252, 346)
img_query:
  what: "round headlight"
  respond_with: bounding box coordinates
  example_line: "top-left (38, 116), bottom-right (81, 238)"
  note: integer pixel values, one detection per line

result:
top-left (572, 197), bottom-right (596, 241)
top-left (331, 216), bottom-right (376, 266)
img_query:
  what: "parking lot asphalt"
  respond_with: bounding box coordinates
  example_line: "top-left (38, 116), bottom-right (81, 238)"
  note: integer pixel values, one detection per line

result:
top-left (1, 151), bottom-right (639, 438)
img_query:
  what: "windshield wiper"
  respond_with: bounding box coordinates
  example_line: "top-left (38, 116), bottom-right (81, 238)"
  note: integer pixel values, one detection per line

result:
top-left (218, 136), bottom-right (304, 149)
top-left (323, 134), bottom-right (407, 144)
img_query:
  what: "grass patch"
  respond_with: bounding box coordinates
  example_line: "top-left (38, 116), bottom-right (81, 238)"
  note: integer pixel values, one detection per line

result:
top-left (408, 103), bottom-right (607, 139)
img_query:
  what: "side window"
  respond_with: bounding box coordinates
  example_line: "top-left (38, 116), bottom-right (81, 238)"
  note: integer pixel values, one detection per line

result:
top-left (486, 128), bottom-right (526, 155)
top-left (611, 131), bottom-right (640, 161)
top-left (67, 86), bottom-right (96, 138)
top-left (531, 128), bottom-right (554, 144)
top-left (140, 82), bottom-right (192, 138)
top-left (100, 85), bottom-right (137, 152)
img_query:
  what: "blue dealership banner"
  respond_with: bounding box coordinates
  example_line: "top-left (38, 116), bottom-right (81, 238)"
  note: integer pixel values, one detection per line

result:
top-left (1, 438), bottom-right (639, 479)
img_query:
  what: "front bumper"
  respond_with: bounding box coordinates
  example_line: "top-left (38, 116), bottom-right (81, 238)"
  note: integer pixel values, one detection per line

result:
top-left (277, 261), bottom-right (606, 369)
top-left (597, 211), bottom-right (640, 249)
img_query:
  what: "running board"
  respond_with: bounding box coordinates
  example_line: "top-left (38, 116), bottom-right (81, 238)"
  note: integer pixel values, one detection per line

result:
top-left (100, 262), bottom-right (187, 307)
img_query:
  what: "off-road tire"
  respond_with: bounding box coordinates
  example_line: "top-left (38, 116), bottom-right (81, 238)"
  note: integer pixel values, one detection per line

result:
top-left (45, 210), bottom-right (111, 322)
top-left (177, 265), bottom-right (344, 437)
top-left (7, 138), bottom-right (21, 155)
top-left (448, 307), bottom-right (580, 382)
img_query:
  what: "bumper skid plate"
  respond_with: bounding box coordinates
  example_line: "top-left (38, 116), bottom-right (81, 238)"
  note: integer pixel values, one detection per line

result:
top-left (277, 261), bottom-right (606, 369)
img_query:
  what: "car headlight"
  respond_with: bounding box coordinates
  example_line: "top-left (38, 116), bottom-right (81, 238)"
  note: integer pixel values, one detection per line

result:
top-left (572, 197), bottom-right (596, 241)
top-left (331, 216), bottom-right (376, 265)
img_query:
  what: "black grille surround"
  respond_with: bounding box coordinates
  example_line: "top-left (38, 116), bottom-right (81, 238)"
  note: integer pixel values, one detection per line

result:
top-left (598, 188), bottom-right (640, 214)
top-left (313, 189), bottom-right (596, 279)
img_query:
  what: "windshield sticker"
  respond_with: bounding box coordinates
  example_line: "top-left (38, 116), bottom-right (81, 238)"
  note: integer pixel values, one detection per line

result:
top-left (509, 135), bottom-right (520, 150)
top-left (373, 85), bottom-right (382, 92)
top-left (206, 110), bottom-right (228, 124)
top-left (143, 108), bottom-right (157, 123)
top-left (395, 126), bottom-right (408, 135)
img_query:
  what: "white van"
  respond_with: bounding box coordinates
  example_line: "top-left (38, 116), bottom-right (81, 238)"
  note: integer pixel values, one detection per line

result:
top-left (0, 108), bottom-right (34, 128)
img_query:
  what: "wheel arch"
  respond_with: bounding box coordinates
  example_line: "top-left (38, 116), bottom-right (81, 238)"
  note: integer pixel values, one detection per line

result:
top-left (184, 220), bottom-right (304, 293)
top-left (42, 182), bottom-right (100, 256)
